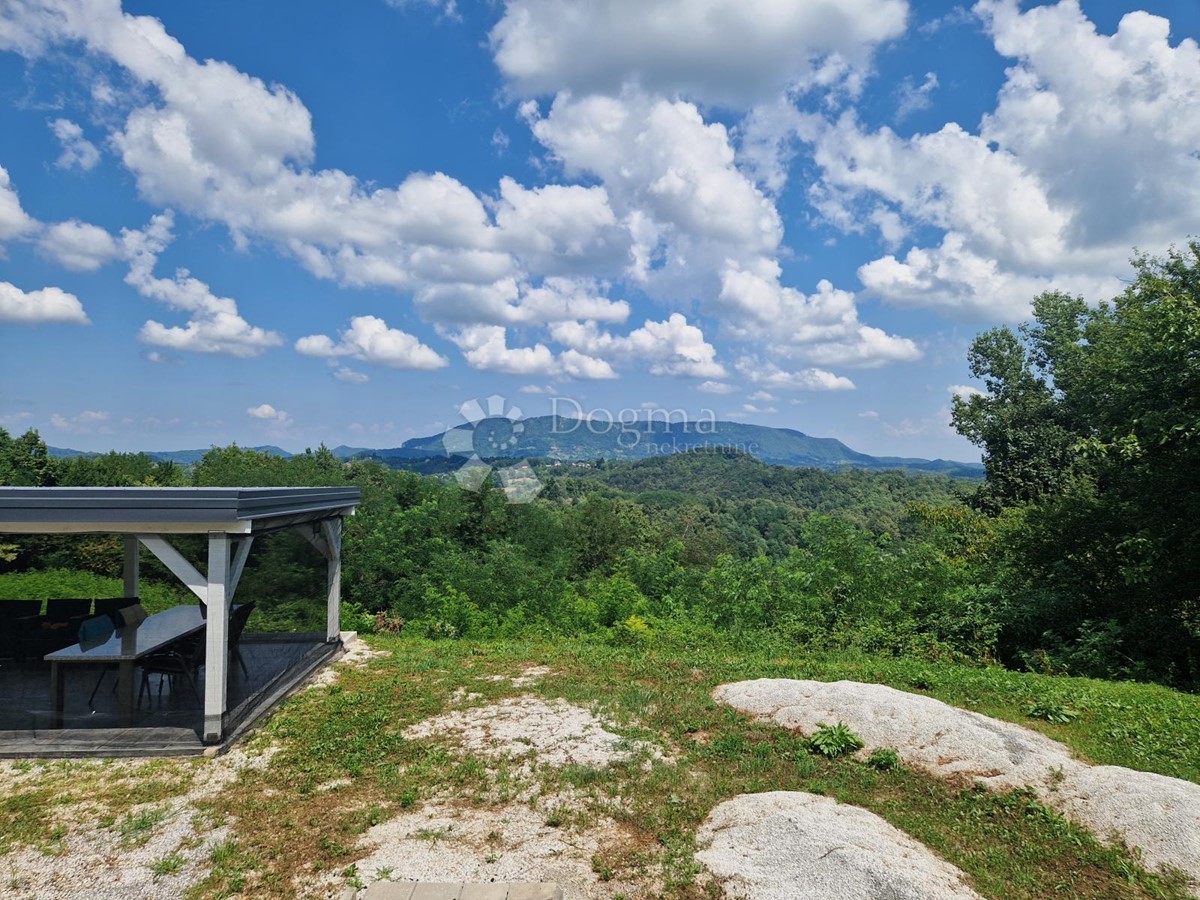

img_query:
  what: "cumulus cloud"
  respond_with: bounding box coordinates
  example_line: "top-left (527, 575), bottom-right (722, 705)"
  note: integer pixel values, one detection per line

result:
top-left (490, 0), bottom-right (909, 106)
top-left (333, 366), bottom-right (369, 383)
top-left (123, 212), bottom-right (283, 357)
top-left (949, 383), bottom-right (984, 399)
top-left (49, 118), bottom-right (101, 170)
top-left (697, 380), bottom-right (736, 394)
top-left (246, 403), bottom-right (292, 426)
top-left (806, 0), bottom-right (1200, 320)
top-left (0, 281), bottom-right (88, 324)
top-left (736, 357), bottom-right (855, 391)
top-left (550, 313), bottom-right (725, 378)
top-left (295, 315), bottom-right (449, 370)
top-left (0, 165), bottom-right (35, 243)
top-left (0, 0), bottom-right (923, 385)
top-left (38, 219), bottom-right (120, 271)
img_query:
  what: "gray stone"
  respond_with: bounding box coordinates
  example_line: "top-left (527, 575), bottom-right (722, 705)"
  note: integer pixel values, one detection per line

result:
top-left (714, 679), bottom-right (1200, 891)
top-left (696, 792), bottom-right (984, 899)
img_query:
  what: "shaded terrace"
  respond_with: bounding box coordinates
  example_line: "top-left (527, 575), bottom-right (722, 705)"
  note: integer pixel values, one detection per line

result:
top-left (0, 486), bottom-right (360, 756)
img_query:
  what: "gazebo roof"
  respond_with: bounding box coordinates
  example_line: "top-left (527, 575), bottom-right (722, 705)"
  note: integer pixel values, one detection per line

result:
top-left (0, 487), bottom-right (360, 534)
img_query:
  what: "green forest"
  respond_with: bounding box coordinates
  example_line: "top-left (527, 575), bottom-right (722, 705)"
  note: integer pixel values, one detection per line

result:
top-left (2, 246), bottom-right (1198, 688)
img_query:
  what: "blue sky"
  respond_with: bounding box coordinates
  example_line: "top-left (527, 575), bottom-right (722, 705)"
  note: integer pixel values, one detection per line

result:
top-left (1, 0), bottom-right (1198, 460)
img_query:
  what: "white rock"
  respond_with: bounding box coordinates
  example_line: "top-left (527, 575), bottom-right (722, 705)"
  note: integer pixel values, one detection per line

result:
top-left (696, 791), bottom-right (984, 900)
top-left (714, 679), bottom-right (1200, 892)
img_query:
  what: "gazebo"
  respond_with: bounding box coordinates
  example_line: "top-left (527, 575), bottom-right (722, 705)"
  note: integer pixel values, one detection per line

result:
top-left (0, 486), bottom-right (360, 750)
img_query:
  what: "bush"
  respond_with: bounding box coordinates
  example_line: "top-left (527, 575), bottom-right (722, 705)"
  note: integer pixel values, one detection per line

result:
top-left (808, 722), bottom-right (865, 758)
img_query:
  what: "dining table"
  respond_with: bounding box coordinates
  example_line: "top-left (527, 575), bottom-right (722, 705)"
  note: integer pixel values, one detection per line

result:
top-left (45, 604), bottom-right (206, 727)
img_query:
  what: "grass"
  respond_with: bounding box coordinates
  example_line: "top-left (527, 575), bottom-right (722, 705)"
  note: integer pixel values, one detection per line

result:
top-left (0, 758), bottom-right (196, 856)
top-left (176, 634), bottom-right (1198, 900)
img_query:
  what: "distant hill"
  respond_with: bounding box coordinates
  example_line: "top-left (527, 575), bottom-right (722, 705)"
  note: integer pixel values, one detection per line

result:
top-left (45, 418), bottom-right (983, 479)
top-left (372, 416), bottom-right (984, 479)
top-left (46, 445), bottom-right (294, 464)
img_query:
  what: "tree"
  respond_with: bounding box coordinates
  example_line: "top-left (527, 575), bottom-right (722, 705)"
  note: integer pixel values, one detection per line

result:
top-left (951, 293), bottom-right (1086, 511)
top-left (953, 247), bottom-right (1200, 683)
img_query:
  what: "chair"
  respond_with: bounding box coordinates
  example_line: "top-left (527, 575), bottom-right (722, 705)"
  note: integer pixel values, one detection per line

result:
top-left (80, 615), bottom-right (119, 708)
top-left (228, 602), bottom-right (256, 678)
top-left (138, 634), bottom-right (205, 708)
top-left (94, 597), bottom-right (139, 620)
top-left (0, 600), bottom-right (42, 661)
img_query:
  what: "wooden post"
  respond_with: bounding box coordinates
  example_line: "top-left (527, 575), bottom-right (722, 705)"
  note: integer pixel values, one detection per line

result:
top-left (203, 532), bottom-right (230, 743)
top-left (322, 518), bottom-right (342, 643)
top-left (122, 535), bottom-right (139, 599)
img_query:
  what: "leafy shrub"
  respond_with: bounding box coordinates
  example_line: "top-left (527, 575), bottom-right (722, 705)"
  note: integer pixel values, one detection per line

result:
top-left (866, 747), bottom-right (900, 770)
top-left (808, 721), bottom-right (865, 758)
top-left (1025, 699), bottom-right (1079, 724)
top-left (612, 613), bottom-right (650, 646)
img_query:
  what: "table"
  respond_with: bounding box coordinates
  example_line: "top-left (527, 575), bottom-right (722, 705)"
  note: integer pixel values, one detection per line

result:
top-left (45, 605), bottom-right (206, 727)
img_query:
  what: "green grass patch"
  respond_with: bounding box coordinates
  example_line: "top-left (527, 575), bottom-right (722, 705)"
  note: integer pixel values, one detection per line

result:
top-left (180, 635), bottom-right (1198, 900)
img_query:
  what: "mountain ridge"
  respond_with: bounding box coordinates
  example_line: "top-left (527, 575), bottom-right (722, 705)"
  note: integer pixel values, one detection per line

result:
top-left (45, 417), bottom-right (983, 478)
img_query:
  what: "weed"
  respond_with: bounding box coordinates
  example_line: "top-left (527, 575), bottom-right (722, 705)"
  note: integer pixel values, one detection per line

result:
top-left (866, 748), bottom-right (900, 771)
top-left (151, 852), bottom-right (186, 877)
top-left (118, 806), bottom-right (170, 846)
top-left (1025, 699), bottom-right (1079, 724)
top-left (808, 722), bottom-right (865, 758)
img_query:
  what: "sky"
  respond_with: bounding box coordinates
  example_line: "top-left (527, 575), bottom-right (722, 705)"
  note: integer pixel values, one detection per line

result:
top-left (1, 0), bottom-right (1199, 461)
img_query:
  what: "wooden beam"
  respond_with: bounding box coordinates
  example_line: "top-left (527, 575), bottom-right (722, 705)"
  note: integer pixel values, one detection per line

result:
top-left (138, 535), bottom-right (207, 603)
top-left (227, 536), bottom-right (255, 603)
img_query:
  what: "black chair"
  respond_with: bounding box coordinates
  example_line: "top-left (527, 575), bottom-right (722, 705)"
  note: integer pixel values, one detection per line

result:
top-left (228, 602), bottom-right (256, 677)
top-left (80, 614), bottom-right (119, 708)
top-left (16, 598), bottom-right (92, 661)
top-left (0, 600), bottom-right (41, 662)
top-left (94, 597), bottom-right (139, 619)
top-left (138, 634), bottom-right (205, 708)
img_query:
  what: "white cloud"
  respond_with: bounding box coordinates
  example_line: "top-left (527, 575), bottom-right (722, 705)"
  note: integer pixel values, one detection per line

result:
top-left (806, 0), bottom-right (1200, 320)
top-left (550, 313), bottom-right (725, 378)
top-left (948, 383), bottom-right (984, 399)
top-left (247, 404), bottom-right (292, 426)
top-left (49, 118), bottom-right (100, 171)
top-left (0, 281), bottom-right (88, 324)
top-left (38, 219), bottom-right (120, 271)
top-left (736, 357), bottom-right (855, 391)
top-left (0, 0), bottom-right (923, 386)
top-left (295, 315), bottom-right (448, 370)
top-left (123, 212), bottom-right (283, 357)
top-left (747, 390), bottom-right (775, 402)
top-left (518, 384), bottom-right (556, 394)
top-left (49, 410), bottom-right (109, 432)
top-left (740, 402), bottom-right (777, 414)
top-left (0, 165), bottom-right (35, 242)
top-left (717, 265), bottom-right (920, 366)
top-left (493, 178), bottom-right (630, 276)
top-left (894, 71), bottom-right (938, 121)
top-left (697, 380), bottom-right (736, 394)
top-left (333, 366), bottom-right (369, 383)
top-left (447, 325), bottom-right (560, 376)
top-left (490, 0), bottom-right (909, 106)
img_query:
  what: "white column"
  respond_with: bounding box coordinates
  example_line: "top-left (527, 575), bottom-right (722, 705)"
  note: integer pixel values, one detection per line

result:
top-left (203, 532), bottom-right (230, 743)
top-left (122, 535), bottom-right (140, 599)
top-left (322, 518), bottom-right (342, 643)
